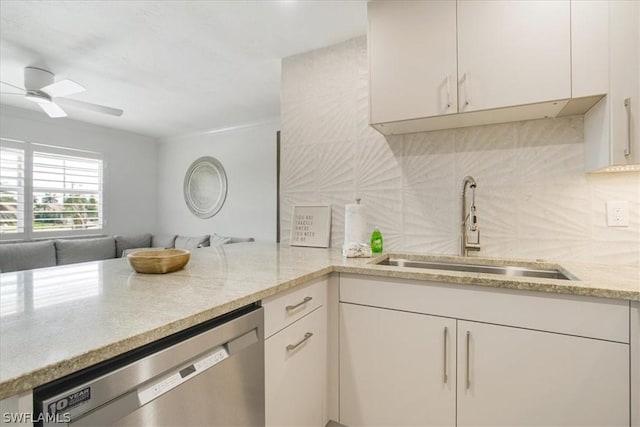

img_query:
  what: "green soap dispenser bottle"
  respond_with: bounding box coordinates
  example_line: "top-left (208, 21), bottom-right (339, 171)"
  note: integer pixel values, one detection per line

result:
top-left (371, 227), bottom-right (383, 253)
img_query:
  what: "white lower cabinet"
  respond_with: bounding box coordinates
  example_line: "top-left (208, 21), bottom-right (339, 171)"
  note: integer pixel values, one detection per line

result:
top-left (339, 303), bottom-right (456, 427)
top-left (265, 305), bottom-right (326, 427)
top-left (458, 320), bottom-right (629, 427)
top-left (339, 274), bottom-right (631, 427)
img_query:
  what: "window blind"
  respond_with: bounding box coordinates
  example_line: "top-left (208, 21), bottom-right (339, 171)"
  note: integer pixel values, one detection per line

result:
top-left (32, 150), bottom-right (103, 232)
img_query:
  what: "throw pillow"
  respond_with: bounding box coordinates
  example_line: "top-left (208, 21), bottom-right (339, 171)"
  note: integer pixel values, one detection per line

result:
top-left (210, 233), bottom-right (232, 246)
top-left (151, 234), bottom-right (177, 249)
top-left (174, 235), bottom-right (210, 250)
top-left (114, 233), bottom-right (152, 257)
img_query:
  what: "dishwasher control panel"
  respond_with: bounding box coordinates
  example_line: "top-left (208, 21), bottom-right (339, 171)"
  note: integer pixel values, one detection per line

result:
top-left (137, 345), bottom-right (229, 405)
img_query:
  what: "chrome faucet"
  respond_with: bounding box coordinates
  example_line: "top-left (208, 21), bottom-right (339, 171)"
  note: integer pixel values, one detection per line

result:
top-left (460, 176), bottom-right (480, 256)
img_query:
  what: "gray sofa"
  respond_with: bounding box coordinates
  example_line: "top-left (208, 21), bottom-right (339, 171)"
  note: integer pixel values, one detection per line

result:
top-left (0, 233), bottom-right (254, 273)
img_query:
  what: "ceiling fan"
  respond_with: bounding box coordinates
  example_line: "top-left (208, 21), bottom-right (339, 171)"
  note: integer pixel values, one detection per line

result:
top-left (0, 67), bottom-right (123, 118)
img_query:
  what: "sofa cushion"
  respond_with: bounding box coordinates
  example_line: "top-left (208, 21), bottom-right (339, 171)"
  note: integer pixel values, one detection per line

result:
top-left (0, 240), bottom-right (57, 272)
top-left (174, 235), bottom-right (210, 250)
top-left (151, 234), bottom-right (177, 249)
top-left (115, 233), bottom-right (152, 257)
top-left (55, 237), bottom-right (116, 265)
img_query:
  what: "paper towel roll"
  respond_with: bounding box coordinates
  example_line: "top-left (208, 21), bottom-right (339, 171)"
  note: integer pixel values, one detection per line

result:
top-left (344, 199), bottom-right (367, 249)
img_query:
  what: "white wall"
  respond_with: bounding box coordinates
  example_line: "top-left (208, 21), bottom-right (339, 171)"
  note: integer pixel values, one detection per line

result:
top-left (0, 105), bottom-right (158, 236)
top-left (280, 37), bottom-right (640, 266)
top-left (157, 121), bottom-right (279, 242)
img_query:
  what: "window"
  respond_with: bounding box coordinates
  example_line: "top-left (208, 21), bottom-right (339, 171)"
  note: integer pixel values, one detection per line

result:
top-left (32, 149), bottom-right (103, 233)
top-left (0, 139), bottom-right (104, 240)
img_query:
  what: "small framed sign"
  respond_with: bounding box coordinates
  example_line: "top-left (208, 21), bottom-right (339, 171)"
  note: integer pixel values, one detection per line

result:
top-left (289, 205), bottom-right (331, 248)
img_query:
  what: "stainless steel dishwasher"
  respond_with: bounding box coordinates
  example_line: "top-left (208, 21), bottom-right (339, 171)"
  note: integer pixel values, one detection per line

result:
top-left (33, 304), bottom-right (264, 426)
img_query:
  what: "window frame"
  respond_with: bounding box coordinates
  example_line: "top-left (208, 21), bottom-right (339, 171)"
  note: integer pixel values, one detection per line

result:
top-left (0, 138), bottom-right (106, 242)
top-left (0, 139), bottom-right (26, 240)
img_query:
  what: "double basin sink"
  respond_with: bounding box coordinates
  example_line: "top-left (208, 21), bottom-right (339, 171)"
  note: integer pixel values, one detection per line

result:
top-left (375, 256), bottom-right (574, 281)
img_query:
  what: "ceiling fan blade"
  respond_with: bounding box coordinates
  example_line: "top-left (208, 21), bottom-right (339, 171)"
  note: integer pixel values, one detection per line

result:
top-left (40, 79), bottom-right (85, 98)
top-left (0, 81), bottom-right (26, 93)
top-left (38, 102), bottom-right (67, 118)
top-left (0, 92), bottom-right (25, 95)
top-left (56, 98), bottom-right (123, 117)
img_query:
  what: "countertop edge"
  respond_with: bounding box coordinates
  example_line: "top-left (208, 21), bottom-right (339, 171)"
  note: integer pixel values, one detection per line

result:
top-left (334, 265), bottom-right (640, 301)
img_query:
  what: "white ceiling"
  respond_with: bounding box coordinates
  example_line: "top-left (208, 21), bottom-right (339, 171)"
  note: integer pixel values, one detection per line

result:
top-left (0, 0), bottom-right (367, 138)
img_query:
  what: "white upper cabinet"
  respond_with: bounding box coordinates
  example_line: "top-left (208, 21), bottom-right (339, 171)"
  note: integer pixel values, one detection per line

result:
top-left (368, 0), bottom-right (603, 136)
top-left (368, 0), bottom-right (457, 124)
top-left (581, 0), bottom-right (640, 171)
top-left (456, 0), bottom-right (570, 112)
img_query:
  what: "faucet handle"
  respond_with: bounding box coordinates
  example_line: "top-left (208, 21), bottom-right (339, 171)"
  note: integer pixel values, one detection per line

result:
top-left (468, 205), bottom-right (478, 232)
top-left (466, 228), bottom-right (481, 250)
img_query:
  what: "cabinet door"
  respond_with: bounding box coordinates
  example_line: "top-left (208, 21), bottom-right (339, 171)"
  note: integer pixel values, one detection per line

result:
top-left (368, 0), bottom-right (457, 124)
top-left (265, 307), bottom-right (326, 427)
top-left (340, 303), bottom-right (456, 427)
top-left (457, 0), bottom-right (571, 112)
top-left (609, 0), bottom-right (640, 166)
top-left (457, 320), bottom-right (629, 427)
top-left (583, 0), bottom-right (639, 171)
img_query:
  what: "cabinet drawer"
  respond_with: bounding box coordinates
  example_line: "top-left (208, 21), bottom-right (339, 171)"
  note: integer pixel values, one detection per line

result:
top-left (265, 306), bottom-right (326, 427)
top-left (340, 274), bottom-right (630, 343)
top-left (264, 276), bottom-right (326, 339)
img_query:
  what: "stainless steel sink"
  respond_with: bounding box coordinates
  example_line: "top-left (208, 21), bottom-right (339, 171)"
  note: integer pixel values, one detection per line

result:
top-left (376, 258), bottom-right (573, 280)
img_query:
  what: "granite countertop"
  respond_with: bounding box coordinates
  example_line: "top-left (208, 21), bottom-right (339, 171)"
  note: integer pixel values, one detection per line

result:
top-left (0, 242), bottom-right (638, 400)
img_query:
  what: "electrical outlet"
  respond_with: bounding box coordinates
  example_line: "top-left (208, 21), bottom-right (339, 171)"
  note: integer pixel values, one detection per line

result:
top-left (606, 201), bottom-right (629, 227)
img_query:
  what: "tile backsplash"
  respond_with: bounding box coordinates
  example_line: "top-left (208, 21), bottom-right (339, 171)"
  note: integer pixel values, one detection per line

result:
top-left (280, 36), bottom-right (640, 266)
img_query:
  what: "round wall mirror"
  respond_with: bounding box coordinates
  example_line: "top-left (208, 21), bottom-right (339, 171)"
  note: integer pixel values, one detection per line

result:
top-left (183, 156), bottom-right (228, 218)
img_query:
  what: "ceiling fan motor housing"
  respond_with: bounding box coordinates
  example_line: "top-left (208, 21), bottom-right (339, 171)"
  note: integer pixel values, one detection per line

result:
top-left (24, 67), bottom-right (54, 92)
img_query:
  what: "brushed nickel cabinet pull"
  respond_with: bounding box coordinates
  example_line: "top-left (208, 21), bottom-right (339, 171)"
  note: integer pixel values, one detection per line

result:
top-left (466, 331), bottom-right (471, 390)
top-left (285, 296), bottom-right (312, 311)
top-left (443, 326), bottom-right (448, 384)
top-left (461, 73), bottom-right (470, 107)
top-left (625, 98), bottom-right (631, 157)
top-left (286, 332), bottom-right (313, 351)
top-left (446, 75), bottom-right (452, 109)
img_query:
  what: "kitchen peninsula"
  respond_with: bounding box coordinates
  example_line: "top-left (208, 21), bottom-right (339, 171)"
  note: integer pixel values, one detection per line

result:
top-left (0, 243), bottom-right (638, 425)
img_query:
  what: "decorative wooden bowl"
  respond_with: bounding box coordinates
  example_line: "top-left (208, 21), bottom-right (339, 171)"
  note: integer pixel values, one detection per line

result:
top-left (127, 249), bottom-right (191, 274)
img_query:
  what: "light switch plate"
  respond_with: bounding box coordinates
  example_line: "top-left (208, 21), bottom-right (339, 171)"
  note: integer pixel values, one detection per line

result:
top-left (606, 201), bottom-right (629, 227)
